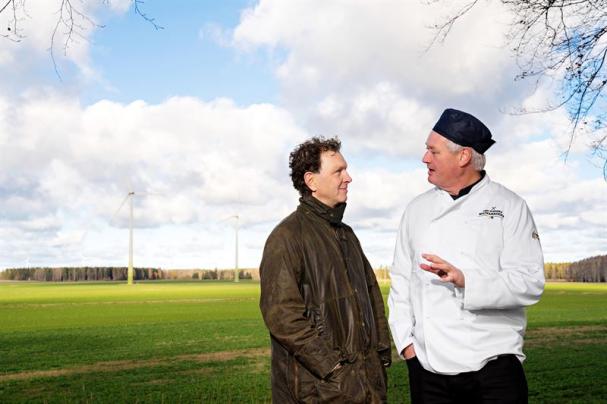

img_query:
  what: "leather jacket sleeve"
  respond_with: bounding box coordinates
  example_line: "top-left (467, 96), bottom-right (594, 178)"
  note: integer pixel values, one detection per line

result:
top-left (360, 240), bottom-right (392, 366)
top-left (259, 228), bottom-right (342, 379)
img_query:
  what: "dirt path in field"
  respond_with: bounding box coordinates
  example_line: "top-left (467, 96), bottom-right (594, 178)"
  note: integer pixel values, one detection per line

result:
top-left (524, 324), bottom-right (607, 347)
top-left (3, 324), bottom-right (606, 382)
top-left (0, 347), bottom-right (270, 382)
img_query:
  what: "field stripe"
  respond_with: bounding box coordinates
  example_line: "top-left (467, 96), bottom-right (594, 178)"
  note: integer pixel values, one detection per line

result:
top-left (0, 347), bottom-right (270, 382)
top-left (0, 297), bottom-right (257, 308)
top-left (525, 324), bottom-right (607, 347)
top-left (3, 325), bottom-right (605, 382)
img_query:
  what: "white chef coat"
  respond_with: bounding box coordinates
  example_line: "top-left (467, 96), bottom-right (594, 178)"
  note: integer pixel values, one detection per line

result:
top-left (388, 174), bottom-right (544, 375)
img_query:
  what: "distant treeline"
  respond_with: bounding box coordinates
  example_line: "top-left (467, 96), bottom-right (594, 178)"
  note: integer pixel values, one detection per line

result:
top-left (544, 254), bottom-right (606, 282)
top-left (567, 255), bottom-right (606, 282)
top-left (0, 267), bottom-right (258, 282)
top-left (1, 255), bottom-right (605, 282)
top-left (0, 267), bottom-right (163, 282)
top-left (164, 268), bottom-right (256, 281)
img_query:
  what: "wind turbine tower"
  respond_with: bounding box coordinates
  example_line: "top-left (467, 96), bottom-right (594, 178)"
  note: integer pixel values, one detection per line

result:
top-left (221, 214), bottom-right (241, 282)
top-left (127, 191), bottom-right (134, 285)
top-left (113, 190), bottom-right (138, 285)
top-left (234, 214), bottom-right (239, 283)
top-left (232, 215), bottom-right (240, 282)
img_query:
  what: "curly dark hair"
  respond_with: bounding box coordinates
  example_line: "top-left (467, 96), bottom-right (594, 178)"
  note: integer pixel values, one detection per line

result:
top-left (289, 136), bottom-right (341, 197)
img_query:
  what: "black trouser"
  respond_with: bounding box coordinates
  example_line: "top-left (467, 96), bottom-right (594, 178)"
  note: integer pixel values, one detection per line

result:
top-left (406, 355), bottom-right (528, 404)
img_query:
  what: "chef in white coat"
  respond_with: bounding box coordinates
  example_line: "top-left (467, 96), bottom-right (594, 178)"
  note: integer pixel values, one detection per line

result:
top-left (388, 108), bottom-right (544, 403)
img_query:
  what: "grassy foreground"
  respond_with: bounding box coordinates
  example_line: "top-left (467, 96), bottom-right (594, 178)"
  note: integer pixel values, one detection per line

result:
top-left (0, 281), bottom-right (606, 403)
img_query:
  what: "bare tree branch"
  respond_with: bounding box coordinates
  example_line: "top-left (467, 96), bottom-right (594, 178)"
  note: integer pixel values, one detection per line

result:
top-left (1, 0), bottom-right (162, 77)
top-left (0, 0), bottom-right (13, 14)
top-left (134, 0), bottom-right (163, 30)
top-left (1, 0), bottom-right (23, 41)
top-left (424, 0), bottom-right (481, 52)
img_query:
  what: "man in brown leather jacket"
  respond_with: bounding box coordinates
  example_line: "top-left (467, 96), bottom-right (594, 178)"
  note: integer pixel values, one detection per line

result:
top-left (259, 136), bottom-right (392, 403)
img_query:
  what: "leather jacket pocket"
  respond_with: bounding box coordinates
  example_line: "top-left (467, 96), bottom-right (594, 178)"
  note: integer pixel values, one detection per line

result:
top-left (317, 361), bottom-right (366, 403)
top-left (367, 351), bottom-right (387, 397)
top-left (288, 355), bottom-right (316, 403)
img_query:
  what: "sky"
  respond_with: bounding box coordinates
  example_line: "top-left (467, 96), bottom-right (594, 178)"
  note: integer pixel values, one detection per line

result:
top-left (0, 0), bottom-right (605, 270)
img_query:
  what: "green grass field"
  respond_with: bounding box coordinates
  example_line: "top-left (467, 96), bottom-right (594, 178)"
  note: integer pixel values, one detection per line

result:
top-left (0, 281), bottom-right (606, 403)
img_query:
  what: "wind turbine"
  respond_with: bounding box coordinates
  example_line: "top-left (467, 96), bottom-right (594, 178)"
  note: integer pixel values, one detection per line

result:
top-left (223, 214), bottom-right (240, 283)
top-left (233, 214), bottom-right (239, 283)
top-left (113, 188), bottom-right (162, 285)
top-left (113, 191), bottom-right (136, 285)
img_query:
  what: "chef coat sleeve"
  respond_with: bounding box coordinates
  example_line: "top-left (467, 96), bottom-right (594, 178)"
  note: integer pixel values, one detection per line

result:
top-left (464, 199), bottom-right (545, 310)
top-left (259, 227), bottom-right (342, 379)
top-left (388, 209), bottom-right (415, 358)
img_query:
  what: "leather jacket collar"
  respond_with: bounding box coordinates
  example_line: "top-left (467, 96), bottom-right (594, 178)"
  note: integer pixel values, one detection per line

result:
top-left (300, 196), bottom-right (346, 226)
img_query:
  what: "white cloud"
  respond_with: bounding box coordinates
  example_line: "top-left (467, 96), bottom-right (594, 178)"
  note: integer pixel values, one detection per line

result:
top-left (1, 1), bottom-right (605, 270)
top-left (234, 0), bottom-right (519, 114)
top-left (228, 0), bottom-right (606, 265)
top-left (108, 0), bottom-right (132, 13)
top-left (1, 92), bottom-right (604, 267)
top-left (0, 92), bottom-right (305, 268)
top-left (199, 22), bottom-right (232, 47)
top-left (487, 136), bottom-right (607, 262)
top-left (312, 83), bottom-right (437, 157)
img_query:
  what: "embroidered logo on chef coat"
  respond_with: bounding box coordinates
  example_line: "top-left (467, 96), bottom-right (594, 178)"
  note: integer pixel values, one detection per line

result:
top-left (478, 207), bottom-right (504, 219)
top-left (532, 230), bottom-right (540, 240)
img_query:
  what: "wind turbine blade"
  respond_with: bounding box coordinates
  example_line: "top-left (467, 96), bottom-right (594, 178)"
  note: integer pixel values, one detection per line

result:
top-left (218, 214), bottom-right (238, 224)
top-left (79, 229), bottom-right (89, 244)
top-left (111, 193), bottom-right (130, 223)
top-left (132, 190), bottom-right (165, 197)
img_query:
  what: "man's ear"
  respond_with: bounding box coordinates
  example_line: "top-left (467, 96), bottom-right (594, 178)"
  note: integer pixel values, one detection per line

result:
top-left (304, 171), bottom-right (317, 192)
top-left (458, 148), bottom-right (473, 167)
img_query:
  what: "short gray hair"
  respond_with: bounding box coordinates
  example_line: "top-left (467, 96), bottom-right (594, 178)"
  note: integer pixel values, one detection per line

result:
top-left (444, 138), bottom-right (486, 171)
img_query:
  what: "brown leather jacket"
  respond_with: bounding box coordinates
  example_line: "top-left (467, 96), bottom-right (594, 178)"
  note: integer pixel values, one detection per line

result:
top-left (260, 197), bottom-right (392, 403)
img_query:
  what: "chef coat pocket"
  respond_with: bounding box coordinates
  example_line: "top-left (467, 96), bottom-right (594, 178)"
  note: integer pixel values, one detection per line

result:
top-left (466, 217), bottom-right (503, 258)
top-left (472, 308), bottom-right (524, 332)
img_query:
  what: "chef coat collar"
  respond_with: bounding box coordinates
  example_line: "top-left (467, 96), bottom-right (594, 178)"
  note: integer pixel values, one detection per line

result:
top-left (451, 170), bottom-right (486, 200)
top-left (300, 196), bottom-right (346, 226)
top-left (431, 173), bottom-right (491, 221)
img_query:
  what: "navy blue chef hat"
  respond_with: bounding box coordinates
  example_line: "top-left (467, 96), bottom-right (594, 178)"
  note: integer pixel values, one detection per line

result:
top-left (432, 108), bottom-right (495, 154)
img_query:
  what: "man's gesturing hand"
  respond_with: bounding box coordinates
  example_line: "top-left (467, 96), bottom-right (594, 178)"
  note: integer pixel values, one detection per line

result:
top-left (419, 253), bottom-right (465, 288)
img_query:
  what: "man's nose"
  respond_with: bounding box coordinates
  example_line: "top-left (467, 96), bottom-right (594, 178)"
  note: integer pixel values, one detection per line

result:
top-left (422, 151), bottom-right (431, 163)
top-left (344, 170), bottom-right (352, 183)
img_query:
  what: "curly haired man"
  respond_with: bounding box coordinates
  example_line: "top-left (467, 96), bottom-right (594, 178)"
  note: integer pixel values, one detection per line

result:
top-left (259, 137), bottom-right (392, 403)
